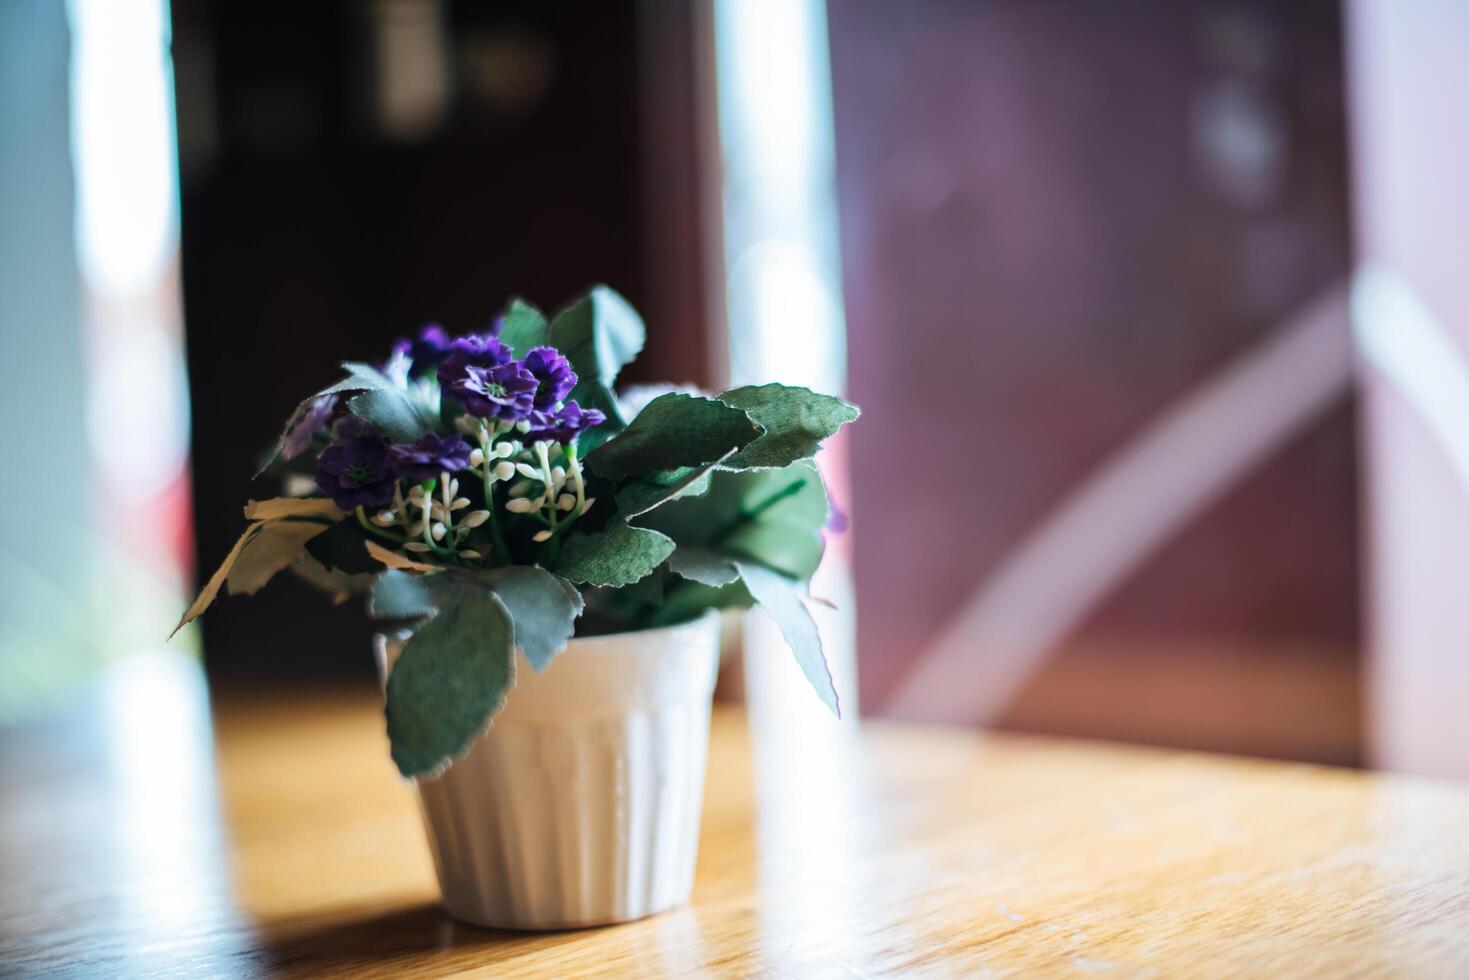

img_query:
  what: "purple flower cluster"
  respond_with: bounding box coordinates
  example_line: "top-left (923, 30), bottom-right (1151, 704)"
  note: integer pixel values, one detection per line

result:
top-left (389, 432), bottom-right (472, 482)
top-left (311, 326), bottom-right (607, 509)
top-left (314, 432), bottom-right (472, 510)
top-left (435, 335), bottom-right (604, 442)
top-left (388, 324), bottom-right (452, 380)
top-left (314, 437), bottom-right (400, 510)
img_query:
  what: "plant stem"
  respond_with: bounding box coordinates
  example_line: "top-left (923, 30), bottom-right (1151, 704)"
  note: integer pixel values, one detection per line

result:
top-left (355, 506), bottom-right (408, 543)
top-left (477, 433), bottom-right (511, 562)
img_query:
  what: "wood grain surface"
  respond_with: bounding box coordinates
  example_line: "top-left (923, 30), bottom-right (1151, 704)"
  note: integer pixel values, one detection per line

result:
top-left (3, 653), bottom-right (1468, 977)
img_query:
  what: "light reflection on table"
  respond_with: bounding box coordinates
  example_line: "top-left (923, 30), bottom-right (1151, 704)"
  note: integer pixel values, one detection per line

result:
top-left (4, 652), bottom-right (1469, 976)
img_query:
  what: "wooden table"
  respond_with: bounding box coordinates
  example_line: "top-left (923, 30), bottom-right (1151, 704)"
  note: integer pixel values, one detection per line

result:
top-left (3, 652), bottom-right (1469, 977)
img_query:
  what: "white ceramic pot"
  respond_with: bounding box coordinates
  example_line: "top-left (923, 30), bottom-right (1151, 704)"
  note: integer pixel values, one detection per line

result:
top-left (375, 610), bottom-right (721, 930)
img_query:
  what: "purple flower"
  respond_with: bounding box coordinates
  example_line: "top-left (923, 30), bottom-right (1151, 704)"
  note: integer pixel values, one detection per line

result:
top-left (453, 361), bottom-right (538, 420)
top-left (389, 433), bottom-right (473, 482)
top-left (331, 414), bottom-right (376, 441)
top-left (314, 437), bottom-right (401, 510)
top-left (282, 394), bottom-right (338, 460)
top-left (435, 333), bottom-right (511, 389)
top-left (390, 324), bottom-right (452, 380)
top-left (526, 400), bottom-right (606, 444)
top-left (522, 346), bottom-right (577, 408)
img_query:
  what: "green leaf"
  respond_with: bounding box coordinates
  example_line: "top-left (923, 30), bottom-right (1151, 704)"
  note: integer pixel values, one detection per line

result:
top-left (369, 569), bottom-right (458, 620)
top-left (171, 522), bottom-right (265, 637)
top-left (735, 560), bottom-right (839, 717)
top-left (667, 545), bottom-right (739, 587)
top-left (373, 567), bottom-right (582, 670)
top-left (227, 520), bottom-right (331, 596)
top-left (304, 518), bottom-right (384, 575)
top-left (718, 383), bottom-right (860, 469)
top-left (640, 460), bottom-right (829, 580)
top-left (556, 521), bottom-right (675, 587)
top-left (617, 564), bottom-right (669, 608)
top-left (585, 393), bottom-right (761, 481)
top-left (260, 362), bottom-right (399, 474)
top-left (499, 297), bottom-right (549, 358)
top-left (613, 451), bottom-right (731, 519)
top-left (244, 497), bottom-right (346, 522)
top-left (481, 567), bottom-right (584, 670)
top-left (326, 361), bottom-right (396, 392)
top-left (548, 285), bottom-right (646, 387)
top-left (650, 577), bottom-right (752, 627)
top-left (347, 387), bottom-right (441, 443)
top-left (567, 379), bottom-right (627, 454)
top-left (385, 590), bottom-right (516, 777)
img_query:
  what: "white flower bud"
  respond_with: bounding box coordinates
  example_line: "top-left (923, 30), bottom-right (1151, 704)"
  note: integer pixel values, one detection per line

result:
top-left (468, 448), bottom-right (485, 467)
top-left (461, 510), bottom-right (490, 528)
top-left (460, 549), bottom-right (483, 560)
top-left (430, 503), bottom-right (448, 522)
top-left (515, 420), bottom-right (532, 433)
top-left (403, 542), bottom-right (432, 553)
top-left (494, 442), bottom-right (516, 458)
top-left (580, 497), bottom-right (597, 515)
top-left (431, 522), bottom-right (446, 541)
top-left (493, 461), bottom-right (516, 481)
top-left (531, 529), bottom-right (554, 543)
top-left (371, 510), bottom-right (395, 526)
top-left (451, 497), bottom-right (470, 510)
top-left (505, 497), bottom-right (538, 514)
top-left (551, 466), bottom-right (566, 483)
top-left (515, 462), bottom-right (541, 481)
top-left (407, 486), bottom-right (426, 503)
top-left (557, 493), bottom-right (575, 511)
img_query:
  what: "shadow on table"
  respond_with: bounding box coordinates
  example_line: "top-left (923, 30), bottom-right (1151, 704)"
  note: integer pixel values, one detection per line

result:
top-left (257, 902), bottom-right (572, 976)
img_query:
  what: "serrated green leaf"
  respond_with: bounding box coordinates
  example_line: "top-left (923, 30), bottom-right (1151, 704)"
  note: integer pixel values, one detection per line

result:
top-left (585, 393), bottom-right (761, 480)
top-left (499, 297), bottom-right (549, 358)
top-left (618, 564), bottom-right (669, 608)
top-left (650, 577), bottom-right (752, 627)
top-left (667, 545), bottom-right (740, 587)
top-left (386, 590), bottom-right (515, 777)
top-left (369, 569), bottom-right (459, 620)
top-left (372, 566), bottom-right (582, 671)
top-left (735, 560), bottom-right (839, 717)
top-left (555, 521), bottom-right (675, 587)
top-left (567, 378), bottom-right (626, 453)
top-left (304, 518), bottom-right (384, 575)
top-left (347, 387), bottom-right (441, 443)
top-left (260, 362), bottom-right (399, 475)
top-left (718, 383), bottom-right (860, 469)
top-left (640, 460), bottom-right (829, 580)
top-left (614, 451), bottom-right (732, 519)
top-left (548, 285), bottom-right (645, 387)
top-left (480, 566), bottom-right (584, 670)
top-left (227, 520), bottom-right (331, 596)
top-left (334, 361), bottom-right (396, 391)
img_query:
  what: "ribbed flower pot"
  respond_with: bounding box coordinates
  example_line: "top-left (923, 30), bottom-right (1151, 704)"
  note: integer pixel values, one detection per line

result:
top-left (375, 610), bottom-right (721, 930)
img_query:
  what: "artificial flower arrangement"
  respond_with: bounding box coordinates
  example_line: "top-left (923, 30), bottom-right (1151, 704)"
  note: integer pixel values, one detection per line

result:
top-left (176, 286), bottom-right (859, 780)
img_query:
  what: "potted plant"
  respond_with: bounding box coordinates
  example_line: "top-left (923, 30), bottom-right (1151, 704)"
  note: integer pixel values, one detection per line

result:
top-left (175, 286), bottom-right (859, 929)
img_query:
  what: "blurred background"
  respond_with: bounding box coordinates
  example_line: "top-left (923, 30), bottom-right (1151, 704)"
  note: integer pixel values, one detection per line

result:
top-left (1, 0), bottom-right (1465, 776)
